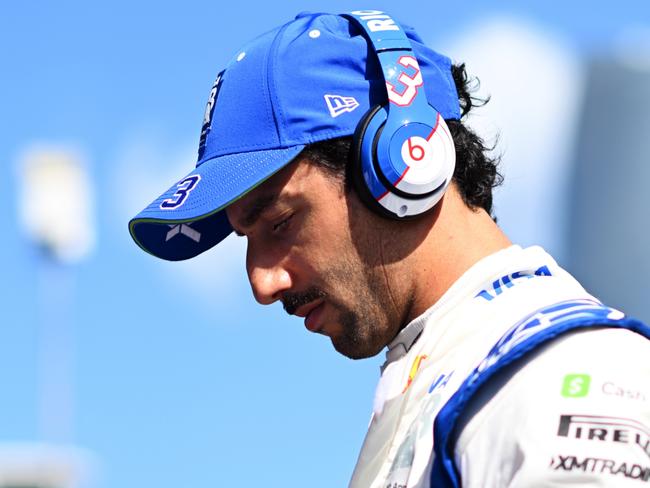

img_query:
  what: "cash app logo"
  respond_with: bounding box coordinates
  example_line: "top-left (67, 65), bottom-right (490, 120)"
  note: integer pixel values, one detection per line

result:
top-left (561, 373), bottom-right (591, 398)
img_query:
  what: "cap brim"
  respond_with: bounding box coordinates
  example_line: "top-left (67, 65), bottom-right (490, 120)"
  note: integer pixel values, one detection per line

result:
top-left (129, 145), bottom-right (305, 261)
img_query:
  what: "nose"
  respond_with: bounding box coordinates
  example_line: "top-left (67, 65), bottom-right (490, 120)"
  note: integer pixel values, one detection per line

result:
top-left (247, 254), bottom-right (293, 305)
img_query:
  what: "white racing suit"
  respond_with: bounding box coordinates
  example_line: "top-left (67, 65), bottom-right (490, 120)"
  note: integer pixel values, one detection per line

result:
top-left (349, 245), bottom-right (650, 487)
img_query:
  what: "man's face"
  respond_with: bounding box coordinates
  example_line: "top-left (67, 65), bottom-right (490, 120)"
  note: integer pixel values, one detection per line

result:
top-left (226, 158), bottom-right (406, 359)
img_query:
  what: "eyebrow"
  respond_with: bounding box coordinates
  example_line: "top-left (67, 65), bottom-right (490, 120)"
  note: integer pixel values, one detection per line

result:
top-left (234, 193), bottom-right (278, 235)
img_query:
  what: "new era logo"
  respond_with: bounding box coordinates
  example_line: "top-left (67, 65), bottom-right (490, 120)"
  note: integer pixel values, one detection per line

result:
top-left (324, 94), bottom-right (359, 118)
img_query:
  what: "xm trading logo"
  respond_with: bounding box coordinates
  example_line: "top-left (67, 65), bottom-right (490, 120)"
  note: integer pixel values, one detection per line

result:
top-left (550, 455), bottom-right (650, 482)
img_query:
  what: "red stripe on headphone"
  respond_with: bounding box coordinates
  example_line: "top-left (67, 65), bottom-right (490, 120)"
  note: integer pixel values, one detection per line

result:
top-left (427, 113), bottom-right (441, 141)
top-left (377, 166), bottom-right (410, 201)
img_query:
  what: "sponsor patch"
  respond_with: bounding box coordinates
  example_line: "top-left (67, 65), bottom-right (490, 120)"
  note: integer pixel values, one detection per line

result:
top-left (428, 371), bottom-right (454, 394)
top-left (402, 355), bottom-right (428, 394)
top-left (561, 373), bottom-right (591, 398)
top-left (475, 265), bottom-right (552, 302)
top-left (550, 455), bottom-right (650, 482)
top-left (557, 414), bottom-right (650, 459)
top-left (603, 381), bottom-right (647, 402)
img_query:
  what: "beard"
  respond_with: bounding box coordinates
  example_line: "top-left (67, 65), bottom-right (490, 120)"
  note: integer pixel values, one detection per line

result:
top-left (282, 262), bottom-right (400, 360)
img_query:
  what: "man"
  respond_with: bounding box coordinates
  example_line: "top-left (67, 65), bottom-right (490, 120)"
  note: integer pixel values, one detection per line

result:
top-left (129, 10), bottom-right (650, 487)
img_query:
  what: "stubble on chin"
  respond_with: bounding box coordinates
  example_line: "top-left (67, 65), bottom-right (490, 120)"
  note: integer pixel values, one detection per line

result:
top-left (322, 265), bottom-right (401, 359)
top-left (330, 302), bottom-right (392, 360)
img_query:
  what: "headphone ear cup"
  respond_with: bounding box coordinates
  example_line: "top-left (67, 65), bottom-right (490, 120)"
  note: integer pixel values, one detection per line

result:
top-left (350, 103), bottom-right (456, 221)
top-left (350, 104), bottom-right (405, 220)
top-left (350, 104), bottom-right (382, 209)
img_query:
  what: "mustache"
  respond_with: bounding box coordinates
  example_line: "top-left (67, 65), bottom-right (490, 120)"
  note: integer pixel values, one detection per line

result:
top-left (282, 287), bottom-right (327, 315)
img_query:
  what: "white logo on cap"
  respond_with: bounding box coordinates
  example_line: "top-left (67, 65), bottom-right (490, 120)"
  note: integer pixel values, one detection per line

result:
top-left (166, 223), bottom-right (201, 243)
top-left (324, 94), bottom-right (360, 118)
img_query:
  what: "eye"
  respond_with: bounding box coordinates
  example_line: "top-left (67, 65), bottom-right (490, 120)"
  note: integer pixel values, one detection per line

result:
top-left (272, 213), bottom-right (294, 233)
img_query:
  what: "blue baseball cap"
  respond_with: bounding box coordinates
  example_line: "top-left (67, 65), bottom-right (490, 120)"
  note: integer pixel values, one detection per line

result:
top-left (129, 11), bottom-right (460, 261)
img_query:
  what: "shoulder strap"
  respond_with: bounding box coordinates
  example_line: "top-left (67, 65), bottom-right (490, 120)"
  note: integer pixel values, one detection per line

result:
top-left (430, 299), bottom-right (650, 488)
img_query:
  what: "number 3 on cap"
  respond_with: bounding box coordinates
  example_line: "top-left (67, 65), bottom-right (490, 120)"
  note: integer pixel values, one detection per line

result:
top-left (160, 175), bottom-right (201, 210)
top-left (386, 55), bottom-right (423, 107)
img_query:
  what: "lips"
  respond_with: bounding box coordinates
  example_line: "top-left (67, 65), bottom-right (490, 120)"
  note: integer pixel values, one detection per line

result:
top-left (293, 300), bottom-right (325, 333)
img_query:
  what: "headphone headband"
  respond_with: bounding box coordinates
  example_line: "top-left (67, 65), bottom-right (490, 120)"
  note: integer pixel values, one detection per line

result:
top-left (344, 10), bottom-right (413, 51)
top-left (343, 11), bottom-right (432, 118)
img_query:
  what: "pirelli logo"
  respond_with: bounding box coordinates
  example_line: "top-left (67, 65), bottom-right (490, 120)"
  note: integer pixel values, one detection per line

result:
top-left (557, 414), bottom-right (650, 459)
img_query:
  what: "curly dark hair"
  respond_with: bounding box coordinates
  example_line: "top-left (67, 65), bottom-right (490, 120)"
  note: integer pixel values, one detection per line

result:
top-left (300, 63), bottom-right (503, 219)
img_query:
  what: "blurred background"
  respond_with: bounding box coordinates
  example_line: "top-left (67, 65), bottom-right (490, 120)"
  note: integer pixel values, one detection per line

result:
top-left (1, 1), bottom-right (649, 487)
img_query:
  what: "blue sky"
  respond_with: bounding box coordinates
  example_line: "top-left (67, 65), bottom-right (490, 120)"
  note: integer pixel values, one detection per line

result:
top-left (2, 1), bottom-right (649, 487)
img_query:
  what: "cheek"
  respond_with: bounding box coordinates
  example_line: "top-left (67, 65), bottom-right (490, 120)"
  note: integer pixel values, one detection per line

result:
top-left (295, 230), bottom-right (354, 277)
top-left (294, 212), bottom-right (352, 261)
top-left (309, 208), bottom-right (356, 253)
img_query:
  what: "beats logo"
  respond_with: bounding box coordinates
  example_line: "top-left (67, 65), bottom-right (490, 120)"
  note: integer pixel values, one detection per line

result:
top-left (401, 136), bottom-right (439, 185)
